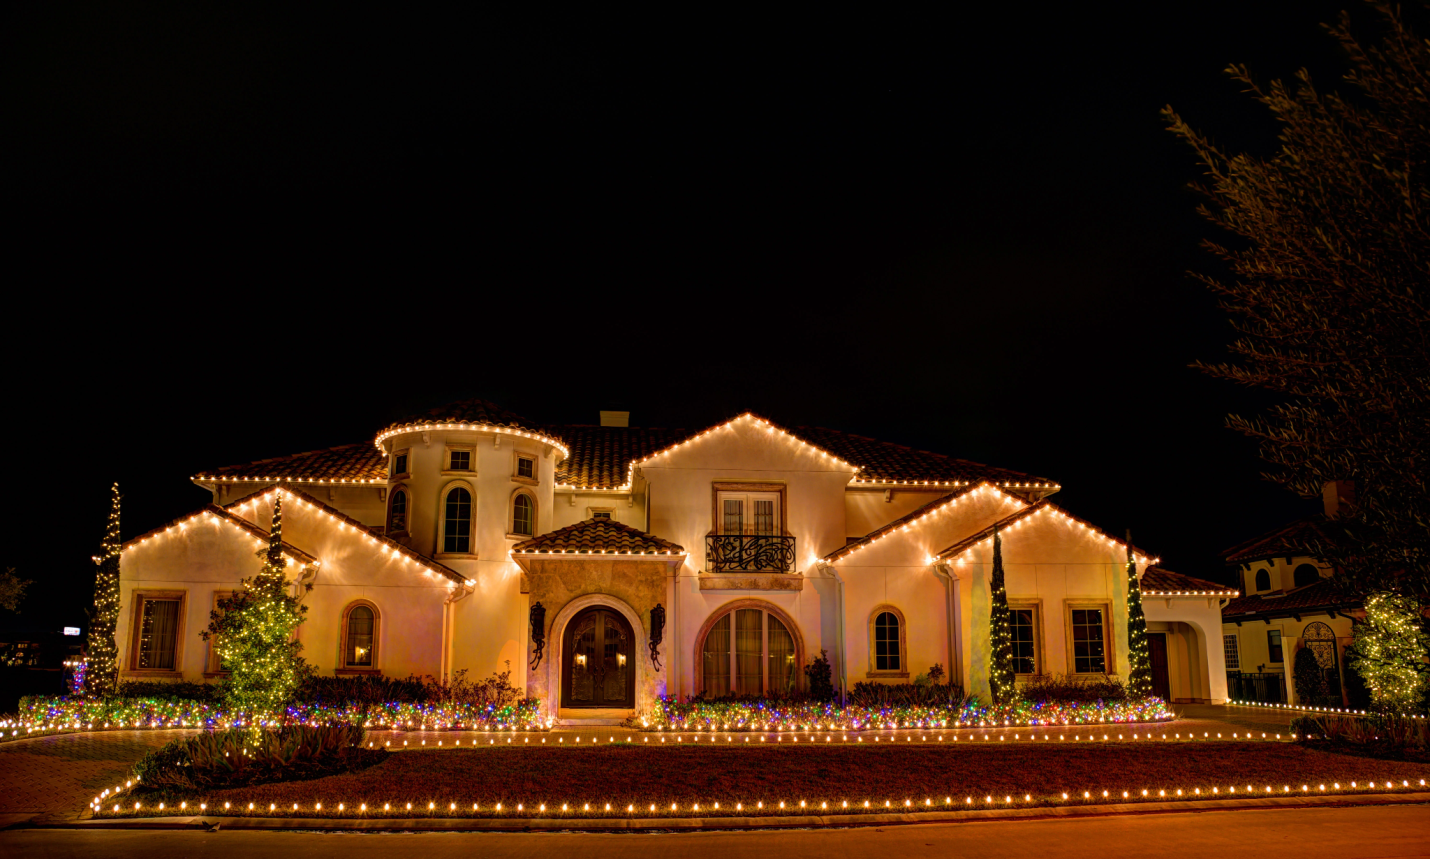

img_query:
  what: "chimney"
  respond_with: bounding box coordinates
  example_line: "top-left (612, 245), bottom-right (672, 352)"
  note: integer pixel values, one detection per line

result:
top-left (1322, 480), bottom-right (1355, 518)
top-left (600, 411), bottom-right (630, 428)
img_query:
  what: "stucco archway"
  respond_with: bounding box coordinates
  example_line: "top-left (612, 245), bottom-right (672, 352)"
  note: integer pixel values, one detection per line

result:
top-left (545, 593), bottom-right (657, 721)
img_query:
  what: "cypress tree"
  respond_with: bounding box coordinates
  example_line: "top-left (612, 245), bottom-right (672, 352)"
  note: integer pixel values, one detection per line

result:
top-left (1124, 536), bottom-right (1153, 699)
top-left (988, 529), bottom-right (1015, 703)
top-left (204, 491), bottom-right (310, 727)
top-left (86, 483), bottom-right (122, 697)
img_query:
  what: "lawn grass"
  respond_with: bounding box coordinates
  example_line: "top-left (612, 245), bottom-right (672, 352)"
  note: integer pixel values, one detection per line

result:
top-left (99, 741), bottom-right (1430, 819)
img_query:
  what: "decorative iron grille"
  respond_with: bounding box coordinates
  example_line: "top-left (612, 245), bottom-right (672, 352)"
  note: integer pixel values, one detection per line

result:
top-left (705, 534), bottom-right (796, 572)
top-left (1226, 671), bottom-right (1286, 704)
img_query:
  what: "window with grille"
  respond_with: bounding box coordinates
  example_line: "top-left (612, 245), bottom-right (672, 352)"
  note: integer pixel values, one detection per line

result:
top-left (449, 449), bottom-right (472, 471)
top-left (443, 487), bottom-right (472, 553)
top-left (1223, 634), bottom-right (1240, 671)
top-left (513, 494), bottom-right (534, 536)
top-left (874, 611), bottom-right (901, 671)
top-left (1071, 608), bottom-right (1106, 674)
top-left (517, 456), bottom-right (535, 479)
top-left (388, 489), bottom-right (407, 533)
top-left (345, 605), bottom-right (375, 667)
top-left (701, 606), bottom-right (797, 696)
top-left (392, 451), bottom-right (408, 476)
top-left (1012, 608), bottom-right (1038, 675)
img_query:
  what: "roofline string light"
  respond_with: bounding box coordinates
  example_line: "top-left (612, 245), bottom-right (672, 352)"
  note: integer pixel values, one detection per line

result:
top-left (826, 482), bottom-right (1029, 564)
top-left (124, 507), bottom-right (318, 568)
top-left (938, 503), bottom-right (1162, 567)
top-left (195, 476), bottom-right (387, 486)
top-left (374, 422), bottom-right (570, 460)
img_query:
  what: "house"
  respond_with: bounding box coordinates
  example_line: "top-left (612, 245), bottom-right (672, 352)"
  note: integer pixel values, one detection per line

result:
top-left (1219, 481), bottom-right (1361, 708)
top-left (115, 399), bottom-right (1235, 723)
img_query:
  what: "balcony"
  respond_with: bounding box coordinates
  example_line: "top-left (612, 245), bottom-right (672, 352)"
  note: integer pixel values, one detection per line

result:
top-left (705, 534), bottom-right (796, 573)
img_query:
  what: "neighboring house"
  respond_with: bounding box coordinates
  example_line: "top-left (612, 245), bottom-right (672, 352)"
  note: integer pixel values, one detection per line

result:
top-left (1219, 482), bottom-right (1361, 708)
top-left (116, 399), bottom-right (1234, 724)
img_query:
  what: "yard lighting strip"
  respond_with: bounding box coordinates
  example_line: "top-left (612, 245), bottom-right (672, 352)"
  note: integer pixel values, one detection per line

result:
top-left (90, 778), bottom-right (1430, 820)
top-left (1227, 700), bottom-right (1425, 718)
top-left (360, 729), bottom-right (1299, 748)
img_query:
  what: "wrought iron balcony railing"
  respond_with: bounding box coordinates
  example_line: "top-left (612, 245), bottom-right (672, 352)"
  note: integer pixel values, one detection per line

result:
top-left (705, 534), bottom-right (796, 572)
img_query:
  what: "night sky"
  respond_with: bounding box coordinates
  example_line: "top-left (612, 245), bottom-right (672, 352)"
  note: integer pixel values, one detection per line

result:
top-left (3, 3), bottom-right (1359, 633)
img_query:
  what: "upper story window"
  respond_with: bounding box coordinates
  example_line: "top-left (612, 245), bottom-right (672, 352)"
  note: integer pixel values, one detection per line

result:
top-left (443, 487), bottom-right (473, 554)
top-left (512, 493), bottom-right (535, 537)
top-left (708, 484), bottom-right (793, 572)
top-left (1293, 564), bottom-right (1320, 588)
top-left (448, 449), bottom-right (473, 472)
top-left (516, 455), bottom-right (535, 480)
top-left (387, 488), bottom-right (408, 534)
top-left (1254, 569), bottom-right (1271, 592)
top-left (391, 450), bottom-right (409, 478)
top-left (719, 490), bottom-right (781, 535)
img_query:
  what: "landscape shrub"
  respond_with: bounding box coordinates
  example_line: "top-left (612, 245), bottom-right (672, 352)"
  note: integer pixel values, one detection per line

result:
top-left (131, 724), bottom-right (380, 792)
top-left (848, 680), bottom-right (963, 707)
top-left (1291, 712), bottom-right (1429, 761)
top-left (803, 650), bottom-right (835, 702)
top-left (114, 679), bottom-right (223, 703)
top-left (1019, 674), bottom-right (1128, 703)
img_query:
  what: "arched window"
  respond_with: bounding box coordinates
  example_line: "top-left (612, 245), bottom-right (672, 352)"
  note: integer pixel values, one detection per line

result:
top-left (699, 603), bottom-right (799, 697)
top-left (342, 603), bottom-right (377, 669)
top-left (874, 611), bottom-right (901, 671)
top-left (1293, 564), bottom-right (1320, 588)
top-left (387, 488), bottom-right (407, 534)
top-left (1254, 569), bottom-right (1271, 592)
top-left (512, 493), bottom-right (534, 537)
top-left (443, 487), bottom-right (472, 553)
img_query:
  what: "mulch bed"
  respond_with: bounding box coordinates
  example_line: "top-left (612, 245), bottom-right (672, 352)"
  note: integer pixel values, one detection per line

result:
top-left (101, 741), bottom-right (1430, 819)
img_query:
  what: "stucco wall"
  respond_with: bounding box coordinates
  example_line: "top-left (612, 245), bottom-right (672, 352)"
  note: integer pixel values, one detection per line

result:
top-left (1222, 613), bottom-right (1355, 705)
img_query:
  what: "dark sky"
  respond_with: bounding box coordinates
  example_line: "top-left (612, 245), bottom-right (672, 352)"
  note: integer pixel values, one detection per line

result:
top-left (3, 3), bottom-right (1362, 633)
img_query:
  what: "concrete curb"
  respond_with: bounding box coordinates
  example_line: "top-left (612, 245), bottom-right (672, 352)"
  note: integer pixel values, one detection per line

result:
top-left (51, 791), bottom-right (1430, 832)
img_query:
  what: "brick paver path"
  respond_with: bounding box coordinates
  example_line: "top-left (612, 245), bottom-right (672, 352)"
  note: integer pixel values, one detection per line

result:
top-left (0, 729), bottom-right (191, 824)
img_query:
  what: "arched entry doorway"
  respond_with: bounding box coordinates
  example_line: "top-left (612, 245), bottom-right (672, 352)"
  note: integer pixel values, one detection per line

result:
top-left (1301, 621), bottom-right (1342, 705)
top-left (562, 606), bottom-right (636, 709)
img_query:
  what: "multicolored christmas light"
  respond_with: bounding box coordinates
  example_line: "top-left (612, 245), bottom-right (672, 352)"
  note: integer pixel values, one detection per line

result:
top-left (86, 483), bottom-right (122, 697)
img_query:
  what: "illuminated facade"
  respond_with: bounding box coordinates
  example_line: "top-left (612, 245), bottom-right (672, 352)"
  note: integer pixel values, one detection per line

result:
top-left (116, 399), bottom-right (1234, 723)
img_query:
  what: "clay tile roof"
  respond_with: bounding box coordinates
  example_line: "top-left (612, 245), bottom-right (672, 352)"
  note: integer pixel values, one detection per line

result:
top-left (553, 425), bottom-right (687, 489)
top-left (1222, 516), bottom-right (1325, 564)
top-left (195, 442), bottom-right (387, 484)
top-left (793, 425), bottom-right (1058, 489)
top-left (1221, 577), bottom-right (1360, 618)
top-left (512, 518), bottom-right (685, 555)
top-left (1140, 566), bottom-right (1237, 595)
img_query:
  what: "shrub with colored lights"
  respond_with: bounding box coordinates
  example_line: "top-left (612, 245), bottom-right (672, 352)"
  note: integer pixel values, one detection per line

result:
top-left (632, 693), bottom-right (1172, 731)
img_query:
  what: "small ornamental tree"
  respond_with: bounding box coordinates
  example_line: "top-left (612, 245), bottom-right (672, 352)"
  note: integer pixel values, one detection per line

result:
top-left (1124, 540), bottom-right (1153, 699)
top-left (1348, 591), bottom-right (1430, 714)
top-left (86, 483), bottom-right (122, 697)
top-left (988, 529), bottom-right (1015, 704)
top-left (1293, 646), bottom-right (1325, 707)
top-left (204, 492), bottom-right (311, 726)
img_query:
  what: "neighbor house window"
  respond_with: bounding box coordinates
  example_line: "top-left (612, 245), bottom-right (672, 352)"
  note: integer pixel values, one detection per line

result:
top-left (1254, 569), bottom-right (1271, 592)
top-left (132, 593), bottom-right (184, 671)
top-left (442, 487), bottom-right (473, 553)
top-left (449, 449), bottom-right (472, 471)
top-left (345, 605), bottom-right (375, 667)
top-left (1267, 629), bottom-right (1283, 663)
top-left (1070, 608), bottom-right (1107, 675)
top-left (1293, 564), bottom-right (1320, 588)
top-left (512, 493), bottom-right (534, 536)
top-left (1011, 607), bottom-right (1039, 675)
top-left (387, 488), bottom-right (408, 534)
top-left (701, 604), bottom-right (798, 696)
top-left (872, 610), bottom-right (903, 672)
top-left (517, 455), bottom-right (535, 480)
top-left (1223, 634), bottom-right (1240, 671)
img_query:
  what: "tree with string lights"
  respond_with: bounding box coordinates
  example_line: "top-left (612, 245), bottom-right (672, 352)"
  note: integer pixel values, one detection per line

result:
top-left (988, 529), bottom-right (1015, 704)
top-left (1124, 538), bottom-right (1153, 699)
top-left (203, 492), bottom-right (311, 727)
top-left (1348, 592), bottom-right (1429, 714)
top-left (85, 483), bottom-right (122, 697)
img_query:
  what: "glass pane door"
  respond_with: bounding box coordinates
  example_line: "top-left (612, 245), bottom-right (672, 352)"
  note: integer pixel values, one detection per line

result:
top-left (721, 497), bottom-right (744, 535)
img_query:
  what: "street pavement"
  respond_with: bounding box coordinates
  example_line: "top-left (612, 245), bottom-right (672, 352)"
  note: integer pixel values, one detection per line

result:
top-left (3, 804), bottom-right (1428, 858)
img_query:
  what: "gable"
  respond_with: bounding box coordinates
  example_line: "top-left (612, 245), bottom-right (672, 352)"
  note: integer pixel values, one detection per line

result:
top-left (638, 413), bottom-right (860, 476)
top-left (825, 483), bottom-right (1030, 568)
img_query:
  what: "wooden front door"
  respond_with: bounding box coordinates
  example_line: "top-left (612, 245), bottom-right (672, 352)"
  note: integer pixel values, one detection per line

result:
top-left (1148, 632), bottom-right (1171, 701)
top-left (562, 607), bottom-right (636, 709)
